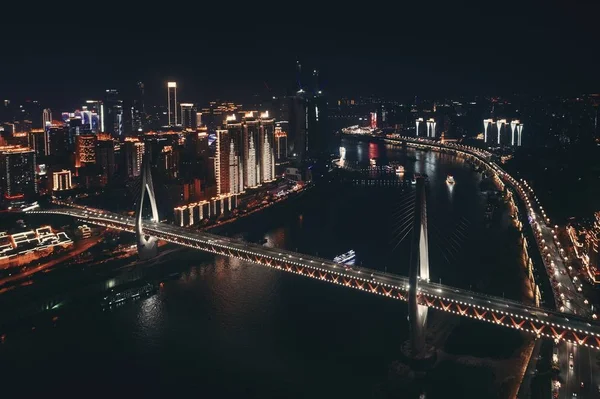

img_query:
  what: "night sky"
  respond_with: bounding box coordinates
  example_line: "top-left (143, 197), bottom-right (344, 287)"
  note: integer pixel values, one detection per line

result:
top-left (4, 2), bottom-right (599, 108)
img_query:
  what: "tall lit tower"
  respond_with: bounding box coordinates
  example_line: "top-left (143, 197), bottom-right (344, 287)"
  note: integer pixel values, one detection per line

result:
top-left (496, 119), bottom-right (506, 145)
top-left (260, 111), bottom-right (275, 183)
top-left (483, 119), bottom-right (493, 143)
top-left (180, 103), bottom-right (195, 129)
top-left (510, 120), bottom-right (516, 146)
top-left (167, 82), bottom-right (177, 126)
top-left (416, 118), bottom-right (423, 136)
top-left (42, 108), bottom-right (52, 128)
top-left (426, 118), bottom-right (436, 138)
top-left (517, 123), bottom-right (524, 146)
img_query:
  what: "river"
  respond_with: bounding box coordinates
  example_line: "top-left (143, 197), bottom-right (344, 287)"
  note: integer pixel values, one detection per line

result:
top-left (0, 138), bottom-right (532, 398)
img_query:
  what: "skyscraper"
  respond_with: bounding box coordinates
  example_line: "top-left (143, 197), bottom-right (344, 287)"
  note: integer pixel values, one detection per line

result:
top-left (180, 103), bottom-right (196, 129)
top-left (85, 100), bottom-right (104, 133)
top-left (96, 138), bottom-right (116, 185)
top-left (215, 121), bottom-right (243, 196)
top-left (239, 112), bottom-right (259, 189)
top-left (131, 81), bottom-right (145, 133)
top-left (104, 89), bottom-right (123, 138)
top-left (123, 138), bottom-right (144, 178)
top-left (0, 146), bottom-right (37, 201)
top-left (42, 108), bottom-right (52, 128)
top-left (28, 129), bottom-right (49, 157)
top-left (167, 82), bottom-right (177, 126)
top-left (259, 111), bottom-right (275, 182)
top-left (75, 134), bottom-right (97, 168)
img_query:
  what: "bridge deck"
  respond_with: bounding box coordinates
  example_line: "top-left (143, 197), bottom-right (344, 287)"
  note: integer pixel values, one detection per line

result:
top-left (28, 206), bottom-right (600, 350)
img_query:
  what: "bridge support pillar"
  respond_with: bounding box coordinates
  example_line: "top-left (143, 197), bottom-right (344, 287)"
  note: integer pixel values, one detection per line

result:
top-left (135, 153), bottom-right (159, 260)
top-left (407, 176), bottom-right (431, 359)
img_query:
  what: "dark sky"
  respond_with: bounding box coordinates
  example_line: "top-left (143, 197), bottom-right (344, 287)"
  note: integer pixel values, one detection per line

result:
top-left (3, 2), bottom-right (599, 109)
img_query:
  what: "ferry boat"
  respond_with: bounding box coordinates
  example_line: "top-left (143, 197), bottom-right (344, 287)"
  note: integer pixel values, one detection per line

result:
top-left (446, 175), bottom-right (455, 185)
top-left (334, 250), bottom-right (356, 264)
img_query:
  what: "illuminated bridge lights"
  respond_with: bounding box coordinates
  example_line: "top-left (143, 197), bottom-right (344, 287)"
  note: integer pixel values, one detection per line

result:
top-left (30, 138), bottom-right (600, 350)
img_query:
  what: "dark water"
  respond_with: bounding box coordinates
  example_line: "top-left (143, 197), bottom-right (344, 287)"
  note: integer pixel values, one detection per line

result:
top-left (0, 139), bottom-right (528, 398)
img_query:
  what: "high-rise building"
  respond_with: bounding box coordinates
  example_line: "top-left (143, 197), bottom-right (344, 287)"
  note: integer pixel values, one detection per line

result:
top-left (196, 112), bottom-right (203, 128)
top-left (238, 112), bottom-right (259, 188)
top-left (259, 111), bottom-right (275, 182)
top-left (123, 138), bottom-right (144, 178)
top-left (288, 93), bottom-right (307, 159)
top-left (104, 89), bottom-right (123, 138)
top-left (167, 82), bottom-right (177, 126)
top-left (75, 134), bottom-right (97, 168)
top-left (85, 100), bottom-right (104, 133)
top-left (47, 126), bottom-right (71, 161)
top-left (215, 124), bottom-right (243, 196)
top-left (180, 103), bottom-right (196, 129)
top-left (96, 138), bottom-right (116, 185)
top-left (52, 169), bottom-right (72, 191)
top-left (28, 129), bottom-right (49, 158)
top-left (0, 146), bottom-right (37, 200)
top-left (42, 108), bottom-right (52, 129)
top-left (131, 81), bottom-right (145, 133)
top-left (274, 123), bottom-right (288, 162)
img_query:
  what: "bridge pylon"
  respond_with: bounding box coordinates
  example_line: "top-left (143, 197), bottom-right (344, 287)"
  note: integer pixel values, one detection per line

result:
top-left (135, 153), bottom-right (159, 260)
top-left (407, 176), bottom-right (432, 359)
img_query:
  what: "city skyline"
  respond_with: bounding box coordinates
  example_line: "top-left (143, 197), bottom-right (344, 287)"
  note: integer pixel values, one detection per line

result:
top-left (3, 8), bottom-right (600, 397)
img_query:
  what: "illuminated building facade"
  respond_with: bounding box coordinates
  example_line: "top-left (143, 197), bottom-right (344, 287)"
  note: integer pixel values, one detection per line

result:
top-left (415, 118), bottom-right (424, 136)
top-left (274, 123), bottom-right (288, 162)
top-left (42, 108), bottom-right (52, 128)
top-left (483, 118), bottom-right (522, 146)
top-left (0, 146), bottom-right (37, 200)
top-left (123, 139), bottom-right (144, 178)
top-left (85, 100), bottom-right (104, 133)
top-left (426, 118), bottom-right (436, 138)
top-left (259, 112), bottom-right (275, 182)
top-left (28, 129), bottom-right (49, 157)
top-left (215, 126), bottom-right (243, 196)
top-left (370, 112), bottom-right (377, 129)
top-left (238, 113), bottom-right (260, 189)
top-left (174, 194), bottom-right (238, 227)
top-left (52, 169), bottom-right (72, 191)
top-left (180, 103), bottom-right (195, 129)
top-left (104, 90), bottom-right (123, 138)
top-left (75, 134), bottom-right (97, 168)
top-left (167, 82), bottom-right (177, 126)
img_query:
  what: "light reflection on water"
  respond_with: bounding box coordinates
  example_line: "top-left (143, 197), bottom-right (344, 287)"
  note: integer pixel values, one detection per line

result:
top-left (0, 137), bottom-right (515, 399)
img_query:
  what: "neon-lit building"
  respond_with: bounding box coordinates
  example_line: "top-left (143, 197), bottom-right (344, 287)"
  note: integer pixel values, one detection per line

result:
top-left (370, 112), bottom-right (377, 129)
top-left (260, 112), bottom-right (276, 182)
top-left (0, 146), bottom-right (37, 201)
top-left (167, 82), bottom-right (177, 126)
top-left (75, 134), bottom-right (97, 167)
top-left (52, 169), bottom-right (72, 191)
top-left (215, 125), bottom-right (243, 196)
top-left (274, 124), bottom-right (288, 162)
